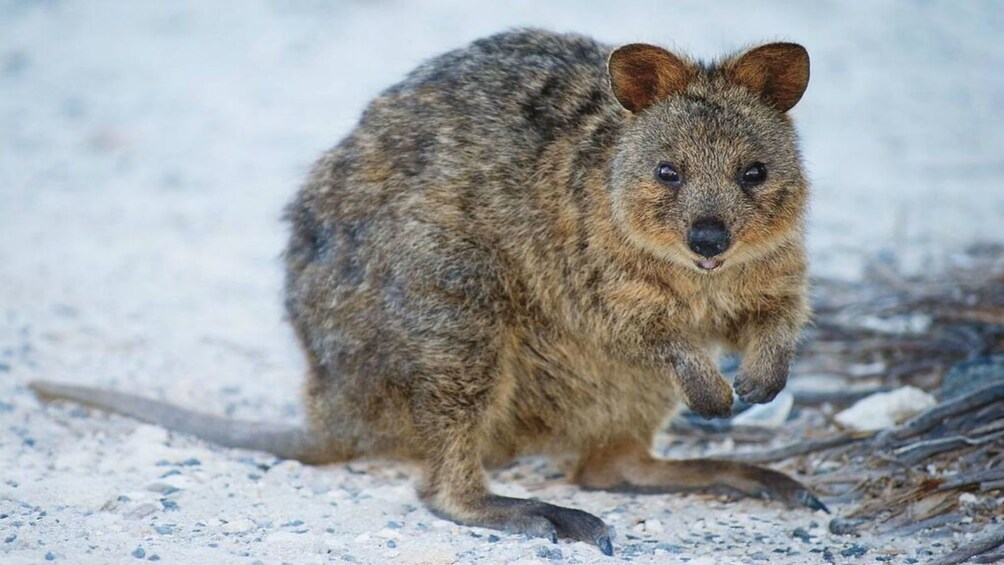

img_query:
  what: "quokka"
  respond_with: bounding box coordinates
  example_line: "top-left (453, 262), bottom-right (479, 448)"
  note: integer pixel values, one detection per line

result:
top-left (33, 29), bottom-right (821, 555)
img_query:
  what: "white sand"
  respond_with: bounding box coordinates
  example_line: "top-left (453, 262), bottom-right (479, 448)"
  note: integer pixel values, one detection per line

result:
top-left (2, 1), bottom-right (1002, 563)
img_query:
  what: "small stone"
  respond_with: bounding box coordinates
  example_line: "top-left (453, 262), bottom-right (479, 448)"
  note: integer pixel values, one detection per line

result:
top-left (535, 545), bottom-right (563, 560)
top-left (132, 547), bottom-right (146, 559)
top-left (153, 525), bottom-right (173, 535)
top-left (621, 544), bottom-right (651, 557)
top-left (375, 528), bottom-right (401, 540)
top-left (148, 556), bottom-right (160, 562)
top-left (4, 534), bottom-right (16, 543)
top-left (829, 518), bottom-right (865, 535)
top-left (834, 386), bottom-right (936, 431)
top-left (792, 527), bottom-right (813, 543)
top-left (385, 520), bottom-right (403, 529)
top-left (732, 390), bottom-right (794, 428)
top-left (655, 543), bottom-right (684, 554)
top-left (146, 483), bottom-right (181, 495)
top-left (45, 551), bottom-right (56, 561)
top-left (181, 458), bottom-right (201, 466)
top-left (643, 519), bottom-right (664, 533)
top-left (487, 534), bottom-right (500, 543)
top-left (840, 545), bottom-right (867, 558)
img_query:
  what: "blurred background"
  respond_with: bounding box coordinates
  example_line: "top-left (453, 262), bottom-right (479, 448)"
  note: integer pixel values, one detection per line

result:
top-left (2, 0), bottom-right (1003, 387)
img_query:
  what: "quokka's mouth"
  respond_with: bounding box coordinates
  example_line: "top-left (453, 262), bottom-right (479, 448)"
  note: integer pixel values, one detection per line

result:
top-left (697, 258), bottom-right (723, 271)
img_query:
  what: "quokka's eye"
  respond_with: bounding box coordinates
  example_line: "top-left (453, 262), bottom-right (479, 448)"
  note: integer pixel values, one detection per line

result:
top-left (654, 162), bottom-right (682, 187)
top-left (740, 162), bottom-right (768, 187)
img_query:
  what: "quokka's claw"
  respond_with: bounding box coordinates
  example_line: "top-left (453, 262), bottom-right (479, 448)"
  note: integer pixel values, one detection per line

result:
top-left (596, 534), bottom-right (614, 556)
top-left (798, 489), bottom-right (830, 514)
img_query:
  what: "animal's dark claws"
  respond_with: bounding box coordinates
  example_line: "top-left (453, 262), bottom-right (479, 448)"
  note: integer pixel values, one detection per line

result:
top-left (597, 535), bottom-right (614, 556)
top-left (798, 490), bottom-right (830, 513)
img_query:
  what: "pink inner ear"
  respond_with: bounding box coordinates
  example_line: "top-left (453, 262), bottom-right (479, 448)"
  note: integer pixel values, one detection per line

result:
top-left (728, 43), bottom-right (809, 112)
top-left (608, 44), bottom-right (694, 113)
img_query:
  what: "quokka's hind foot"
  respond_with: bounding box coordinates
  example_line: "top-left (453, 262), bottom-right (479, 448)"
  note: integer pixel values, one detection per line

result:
top-left (423, 439), bottom-right (614, 554)
top-left (433, 494), bottom-right (613, 555)
top-left (575, 440), bottom-right (828, 513)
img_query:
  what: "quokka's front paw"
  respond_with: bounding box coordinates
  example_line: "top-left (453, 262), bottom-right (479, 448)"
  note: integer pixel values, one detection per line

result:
top-left (733, 351), bottom-right (791, 404)
top-left (683, 371), bottom-right (735, 419)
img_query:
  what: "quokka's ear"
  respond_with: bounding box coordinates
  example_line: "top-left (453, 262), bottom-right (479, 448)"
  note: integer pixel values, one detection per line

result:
top-left (608, 44), bottom-right (696, 113)
top-left (725, 43), bottom-right (809, 112)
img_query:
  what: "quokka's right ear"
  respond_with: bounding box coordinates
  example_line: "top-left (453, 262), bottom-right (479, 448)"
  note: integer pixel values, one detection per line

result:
top-left (608, 44), bottom-right (696, 113)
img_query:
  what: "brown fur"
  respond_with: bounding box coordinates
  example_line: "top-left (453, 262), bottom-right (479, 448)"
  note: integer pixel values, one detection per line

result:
top-left (33, 29), bottom-right (821, 554)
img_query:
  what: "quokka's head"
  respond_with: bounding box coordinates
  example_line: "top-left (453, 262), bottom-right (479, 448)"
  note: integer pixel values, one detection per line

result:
top-left (606, 42), bottom-right (810, 273)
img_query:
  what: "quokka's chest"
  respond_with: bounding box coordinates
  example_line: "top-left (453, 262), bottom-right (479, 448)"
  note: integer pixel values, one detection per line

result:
top-left (490, 328), bottom-right (682, 455)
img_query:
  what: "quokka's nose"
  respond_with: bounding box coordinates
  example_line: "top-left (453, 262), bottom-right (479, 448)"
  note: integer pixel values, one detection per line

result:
top-left (687, 219), bottom-right (730, 258)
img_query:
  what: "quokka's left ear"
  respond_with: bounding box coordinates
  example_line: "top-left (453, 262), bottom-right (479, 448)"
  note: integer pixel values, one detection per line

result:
top-left (724, 43), bottom-right (809, 112)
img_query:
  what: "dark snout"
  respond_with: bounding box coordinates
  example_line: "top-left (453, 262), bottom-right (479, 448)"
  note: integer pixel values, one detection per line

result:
top-left (687, 219), bottom-right (730, 258)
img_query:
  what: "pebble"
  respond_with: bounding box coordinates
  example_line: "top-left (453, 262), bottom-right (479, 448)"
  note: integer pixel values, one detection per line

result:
top-left (841, 544), bottom-right (868, 558)
top-left (535, 545), bottom-right (563, 560)
top-left (834, 386), bottom-right (936, 431)
top-left (655, 542), bottom-right (684, 554)
top-left (375, 528), bottom-right (402, 540)
top-left (732, 390), bottom-right (794, 428)
top-left (131, 547), bottom-right (146, 559)
top-left (153, 525), bottom-right (173, 535)
top-left (621, 544), bottom-right (652, 557)
top-left (792, 527), bottom-right (813, 543)
top-left (45, 551), bottom-right (56, 561)
top-left (222, 519), bottom-right (255, 534)
top-left (829, 518), bottom-right (865, 535)
top-left (127, 503), bottom-right (159, 519)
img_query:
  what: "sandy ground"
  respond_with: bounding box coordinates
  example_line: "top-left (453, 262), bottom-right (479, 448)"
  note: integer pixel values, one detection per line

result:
top-left (2, 1), bottom-right (1003, 563)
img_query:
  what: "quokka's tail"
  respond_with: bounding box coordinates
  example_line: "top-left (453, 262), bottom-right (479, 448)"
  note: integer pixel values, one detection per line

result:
top-left (29, 380), bottom-right (333, 464)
